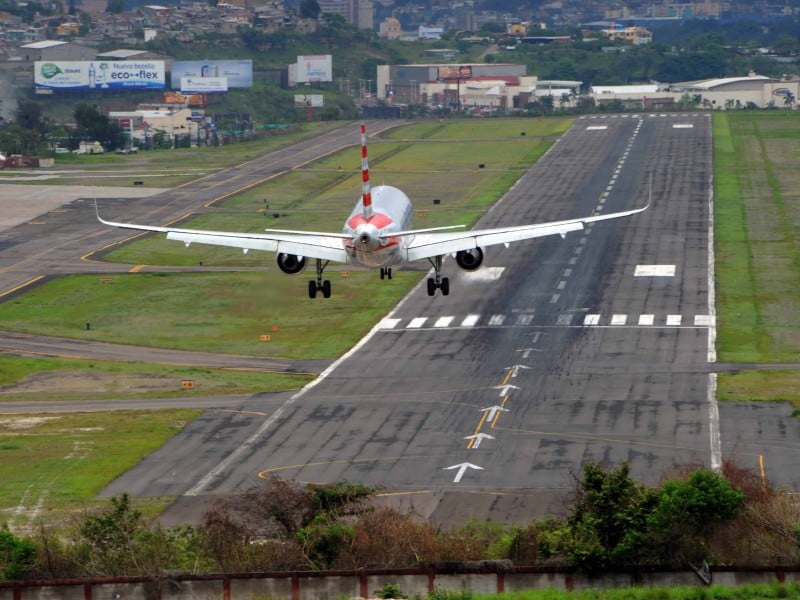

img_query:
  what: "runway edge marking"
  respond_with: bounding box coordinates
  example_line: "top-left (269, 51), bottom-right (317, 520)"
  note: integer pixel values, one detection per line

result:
top-left (707, 159), bottom-right (722, 472)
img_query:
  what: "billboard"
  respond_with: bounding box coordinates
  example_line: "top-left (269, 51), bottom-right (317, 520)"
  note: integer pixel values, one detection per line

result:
top-left (35, 61), bottom-right (166, 91)
top-left (170, 60), bottom-right (253, 89)
top-left (295, 55), bottom-right (332, 83)
top-left (181, 76), bottom-right (228, 94)
top-left (437, 65), bottom-right (472, 80)
top-left (294, 94), bottom-right (324, 107)
top-left (164, 91), bottom-right (207, 107)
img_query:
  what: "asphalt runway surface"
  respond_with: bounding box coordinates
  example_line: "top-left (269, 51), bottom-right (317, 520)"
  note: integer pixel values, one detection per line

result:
top-left (2, 117), bottom-right (799, 527)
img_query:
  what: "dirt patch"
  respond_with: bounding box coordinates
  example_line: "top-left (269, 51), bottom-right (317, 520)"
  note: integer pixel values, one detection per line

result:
top-left (0, 370), bottom-right (183, 394)
top-left (0, 416), bottom-right (61, 429)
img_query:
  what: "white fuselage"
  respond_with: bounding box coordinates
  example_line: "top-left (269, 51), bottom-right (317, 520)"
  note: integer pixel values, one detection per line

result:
top-left (342, 184), bottom-right (413, 268)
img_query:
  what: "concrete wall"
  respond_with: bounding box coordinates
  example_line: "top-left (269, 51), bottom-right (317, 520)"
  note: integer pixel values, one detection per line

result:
top-left (2, 567), bottom-right (799, 600)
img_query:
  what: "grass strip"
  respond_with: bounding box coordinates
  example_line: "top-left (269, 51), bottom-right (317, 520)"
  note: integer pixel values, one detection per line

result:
top-left (0, 409), bottom-right (201, 527)
top-left (0, 352), bottom-right (312, 402)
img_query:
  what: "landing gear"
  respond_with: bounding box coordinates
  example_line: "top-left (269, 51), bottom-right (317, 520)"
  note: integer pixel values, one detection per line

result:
top-left (380, 267), bottom-right (393, 280)
top-left (308, 258), bottom-right (331, 299)
top-left (426, 255), bottom-right (450, 296)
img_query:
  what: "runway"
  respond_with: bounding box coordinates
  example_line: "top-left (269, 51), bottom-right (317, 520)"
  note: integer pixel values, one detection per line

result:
top-left (2, 116), bottom-right (798, 527)
top-left (99, 114), bottom-right (799, 527)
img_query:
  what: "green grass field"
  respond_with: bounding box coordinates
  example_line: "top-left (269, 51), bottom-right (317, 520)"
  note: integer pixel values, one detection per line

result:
top-left (712, 111), bottom-right (800, 412)
top-left (1, 121), bottom-right (345, 188)
top-left (0, 409), bottom-right (201, 526)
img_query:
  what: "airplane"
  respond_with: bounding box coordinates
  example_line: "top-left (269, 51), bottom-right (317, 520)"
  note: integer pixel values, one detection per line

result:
top-left (97, 123), bottom-right (648, 299)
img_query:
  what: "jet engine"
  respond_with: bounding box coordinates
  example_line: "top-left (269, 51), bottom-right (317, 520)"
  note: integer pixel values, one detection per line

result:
top-left (277, 253), bottom-right (306, 275)
top-left (455, 248), bottom-right (484, 271)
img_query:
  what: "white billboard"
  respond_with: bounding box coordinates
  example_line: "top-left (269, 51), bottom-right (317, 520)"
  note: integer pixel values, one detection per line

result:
top-left (170, 60), bottom-right (253, 89)
top-left (35, 61), bottom-right (166, 91)
top-left (294, 94), bottom-right (324, 107)
top-left (295, 55), bottom-right (332, 83)
top-left (181, 76), bottom-right (228, 94)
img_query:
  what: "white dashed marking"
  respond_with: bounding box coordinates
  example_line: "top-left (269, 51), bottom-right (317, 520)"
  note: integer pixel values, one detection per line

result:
top-left (380, 318), bottom-right (401, 329)
top-left (635, 264), bottom-right (676, 276)
top-left (433, 316), bottom-right (454, 328)
top-left (461, 314), bottom-right (480, 327)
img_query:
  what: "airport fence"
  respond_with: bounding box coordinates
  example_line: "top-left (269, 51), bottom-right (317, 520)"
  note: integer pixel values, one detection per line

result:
top-left (2, 564), bottom-right (800, 599)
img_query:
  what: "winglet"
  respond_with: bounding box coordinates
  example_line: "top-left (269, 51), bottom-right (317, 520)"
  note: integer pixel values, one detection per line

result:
top-left (360, 123), bottom-right (373, 221)
top-left (93, 190), bottom-right (106, 224)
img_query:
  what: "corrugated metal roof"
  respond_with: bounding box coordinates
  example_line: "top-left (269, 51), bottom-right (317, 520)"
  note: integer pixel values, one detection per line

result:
top-left (678, 75), bottom-right (772, 90)
top-left (21, 40), bottom-right (68, 49)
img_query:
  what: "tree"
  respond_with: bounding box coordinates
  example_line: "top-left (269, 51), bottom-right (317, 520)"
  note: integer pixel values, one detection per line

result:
top-left (559, 462), bottom-right (657, 572)
top-left (299, 0), bottom-right (320, 19)
top-left (0, 527), bottom-right (36, 581)
top-left (201, 478), bottom-right (375, 570)
top-left (646, 470), bottom-right (744, 564)
top-left (14, 99), bottom-right (47, 133)
top-left (73, 103), bottom-right (123, 150)
top-left (106, 0), bottom-right (124, 13)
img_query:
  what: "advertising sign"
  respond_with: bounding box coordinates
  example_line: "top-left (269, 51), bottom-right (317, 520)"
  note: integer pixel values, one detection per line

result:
top-left (294, 94), bottom-right (324, 107)
top-left (35, 61), bottom-right (166, 90)
top-left (437, 65), bottom-right (472, 81)
top-left (170, 60), bottom-right (253, 89)
top-left (295, 55), bottom-right (332, 83)
top-left (164, 91), bottom-right (207, 107)
top-left (181, 76), bottom-right (228, 94)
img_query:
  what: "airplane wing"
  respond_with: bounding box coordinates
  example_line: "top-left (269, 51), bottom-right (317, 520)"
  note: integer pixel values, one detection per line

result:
top-left (96, 209), bottom-right (350, 263)
top-left (406, 204), bottom-right (647, 262)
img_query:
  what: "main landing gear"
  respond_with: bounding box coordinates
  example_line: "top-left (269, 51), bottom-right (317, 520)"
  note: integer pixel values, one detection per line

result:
top-left (380, 267), bottom-right (392, 280)
top-left (426, 255), bottom-right (450, 296)
top-left (308, 258), bottom-right (331, 299)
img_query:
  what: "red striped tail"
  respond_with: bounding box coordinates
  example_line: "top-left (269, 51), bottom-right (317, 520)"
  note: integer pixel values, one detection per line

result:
top-left (360, 123), bottom-right (373, 220)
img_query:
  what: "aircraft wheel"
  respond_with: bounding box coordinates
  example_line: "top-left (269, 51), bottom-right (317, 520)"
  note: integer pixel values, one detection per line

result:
top-left (426, 278), bottom-right (436, 296)
top-left (322, 280), bottom-right (332, 298)
top-left (387, 268), bottom-right (393, 280)
top-left (441, 277), bottom-right (450, 296)
top-left (308, 280), bottom-right (317, 299)
top-left (380, 268), bottom-right (386, 280)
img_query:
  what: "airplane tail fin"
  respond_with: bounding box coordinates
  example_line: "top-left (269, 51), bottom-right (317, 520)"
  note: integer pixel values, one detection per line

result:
top-left (360, 123), bottom-right (373, 221)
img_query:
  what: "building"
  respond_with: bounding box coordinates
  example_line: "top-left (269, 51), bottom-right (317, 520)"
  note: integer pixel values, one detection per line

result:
top-left (18, 40), bottom-right (97, 63)
top-left (376, 63), bottom-right (532, 112)
top-left (670, 73), bottom-right (800, 109)
top-left (378, 16), bottom-right (401, 39)
top-left (317, 0), bottom-right (373, 29)
top-left (602, 25), bottom-right (652, 45)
